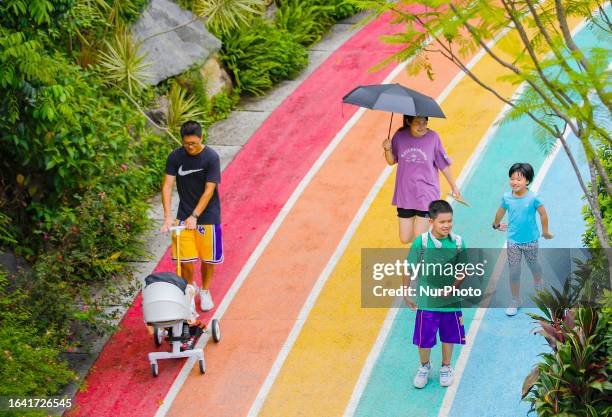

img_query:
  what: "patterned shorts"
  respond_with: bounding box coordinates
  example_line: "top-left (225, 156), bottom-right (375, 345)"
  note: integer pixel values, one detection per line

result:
top-left (507, 240), bottom-right (541, 281)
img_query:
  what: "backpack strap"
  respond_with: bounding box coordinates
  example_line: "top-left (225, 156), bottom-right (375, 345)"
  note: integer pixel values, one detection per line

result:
top-left (454, 233), bottom-right (463, 255)
top-left (419, 232), bottom-right (428, 264)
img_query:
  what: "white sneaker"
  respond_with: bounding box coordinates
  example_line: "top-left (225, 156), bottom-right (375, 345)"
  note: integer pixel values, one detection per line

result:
top-left (505, 298), bottom-right (521, 316)
top-left (200, 289), bottom-right (214, 311)
top-left (413, 363), bottom-right (431, 389)
top-left (440, 365), bottom-right (454, 387)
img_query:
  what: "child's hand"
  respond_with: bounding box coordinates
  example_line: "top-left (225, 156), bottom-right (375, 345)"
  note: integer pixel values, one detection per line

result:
top-left (542, 231), bottom-right (554, 239)
top-left (451, 188), bottom-right (462, 200)
top-left (404, 296), bottom-right (417, 311)
top-left (497, 223), bottom-right (508, 231)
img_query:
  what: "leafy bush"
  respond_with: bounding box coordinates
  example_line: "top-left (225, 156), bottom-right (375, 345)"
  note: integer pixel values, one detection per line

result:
top-left (275, 0), bottom-right (359, 22)
top-left (194, 0), bottom-right (267, 35)
top-left (582, 145), bottom-right (611, 249)
top-left (275, 0), bottom-right (335, 46)
top-left (0, 0), bottom-right (171, 348)
top-left (524, 305), bottom-right (611, 417)
top-left (523, 269), bottom-right (612, 417)
top-left (0, 270), bottom-right (74, 405)
top-left (219, 18), bottom-right (308, 95)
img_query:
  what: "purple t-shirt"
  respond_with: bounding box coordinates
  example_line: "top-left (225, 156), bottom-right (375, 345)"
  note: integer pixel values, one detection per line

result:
top-left (391, 129), bottom-right (451, 211)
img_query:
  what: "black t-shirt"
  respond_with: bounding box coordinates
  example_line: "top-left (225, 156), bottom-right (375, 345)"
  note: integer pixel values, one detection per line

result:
top-left (165, 146), bottom-right (221, 224)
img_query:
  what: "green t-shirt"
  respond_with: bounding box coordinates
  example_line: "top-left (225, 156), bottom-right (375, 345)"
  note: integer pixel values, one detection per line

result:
top-left (406, 233), bottom-right (468, 312)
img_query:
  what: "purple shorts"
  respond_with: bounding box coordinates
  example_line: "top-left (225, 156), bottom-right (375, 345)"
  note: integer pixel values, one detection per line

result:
top-left (413, 310), bottom-right (466, 348)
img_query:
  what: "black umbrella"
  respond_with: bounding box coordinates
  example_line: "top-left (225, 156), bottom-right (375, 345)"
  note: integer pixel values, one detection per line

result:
top-left (342, 83), bottom-right (445, 138)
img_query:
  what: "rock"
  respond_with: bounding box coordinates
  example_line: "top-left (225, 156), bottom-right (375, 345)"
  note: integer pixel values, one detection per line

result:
top-left (0, 251), bottom-right (28, 276)
top-left (264, 2), bottom-right (278, 21)
top-left (200, 55), bottom-right (233, 97)
top-left (131, 0), bottom-right (222, 86)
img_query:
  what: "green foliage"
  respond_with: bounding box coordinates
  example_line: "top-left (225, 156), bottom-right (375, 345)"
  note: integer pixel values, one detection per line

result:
top-left (301, 0), bottom-right (359, 20)
top-left (0, 270), bottom-right (75, 402)
top-left (166, 82), bottom-right (204, 135)
top-left (274, 0), bottom-right (359, 46)
top-left (97, 29), bottom-right (151, 96)
top-left (205, 91), bottom-right (239, 127)
top-left (64, 0), bottom-right (150, 67)
top-left (219, 18), bottom-right (308, 95)
top-left (173, 65), bottom-right (239, 129)
top-left (524, 263), bottom-right (612, 416)
top-left (583, 144), bottom-right (612, 248)
top-left (194, 0), bottom-right (267, 35)
top-left (275, 0), bottom-right (335, 46)
top-left (525, 305), bottom-right (611, 417)
top-left (0, 0), bottom-right (172, 353)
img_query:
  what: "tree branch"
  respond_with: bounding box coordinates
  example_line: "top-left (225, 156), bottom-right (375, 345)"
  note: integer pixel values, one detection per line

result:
top-left (522, 0), bottom-right (582, 106)
top-left (555, 0), bottom-right (612, 114)
top-left (587, 159), bottom-right (612, 251)
top-left (449, 3), bottom-right (583, 140)
top-left (115, 85), bottom-right (181, 145)
top-left (139, 15), bottom-right (205, 44)
top-left (503, 0), bottom-right (577, 110)
top-left (579, 134), bottom-right (612, 197)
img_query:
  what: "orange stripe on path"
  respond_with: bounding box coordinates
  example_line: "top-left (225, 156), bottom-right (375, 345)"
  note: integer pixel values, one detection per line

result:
top-left (166, 43), bottom-right (476, 417)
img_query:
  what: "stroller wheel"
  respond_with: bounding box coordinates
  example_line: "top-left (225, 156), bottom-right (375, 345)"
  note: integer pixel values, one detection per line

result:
top-left (153, 327), bottom-right (164, 347)
top-left (211, 319), bottom-right (221, 343)
top-left (198, 359), bottom-right (205, 374)
top-left (151, 363), bottom-right (159, 377)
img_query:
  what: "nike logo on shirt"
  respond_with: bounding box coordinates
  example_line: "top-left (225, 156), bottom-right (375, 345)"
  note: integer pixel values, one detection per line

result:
top-left (178, 165), bottom-right (204, 176)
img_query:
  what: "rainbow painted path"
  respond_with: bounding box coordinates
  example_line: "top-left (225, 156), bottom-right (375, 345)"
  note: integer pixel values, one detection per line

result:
top-left (69, 10), bottom-right (602, 417)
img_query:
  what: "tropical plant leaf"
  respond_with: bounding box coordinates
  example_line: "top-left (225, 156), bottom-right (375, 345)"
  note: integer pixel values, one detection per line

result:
top-left (194, 0), bottom-right (266, 34)
top-left (97, 29), bottom-right (151, 96)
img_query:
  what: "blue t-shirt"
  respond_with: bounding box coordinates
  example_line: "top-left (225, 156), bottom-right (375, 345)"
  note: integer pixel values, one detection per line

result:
top-left (500, 190), bottom-right (542, 243)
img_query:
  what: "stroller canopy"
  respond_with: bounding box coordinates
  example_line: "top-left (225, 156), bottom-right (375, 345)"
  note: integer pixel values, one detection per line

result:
top-left (144, 272), bottom-right (187, 294)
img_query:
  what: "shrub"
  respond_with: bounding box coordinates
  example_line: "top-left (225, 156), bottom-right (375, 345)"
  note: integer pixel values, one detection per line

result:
top-left (523, 269), bottom-right (612, 417)
top-left (0, 271), bottom-right (74, 404)
top-left (275, 0), bottom-right (359, 22)
top-left (524, 306), bottom-right (611, 417)
top-left (582, 145), bottom-right (611, 249)
top-left (219, 18), bottom-right (308, 95)
top-left (275, 0), bottom-right (335, 46)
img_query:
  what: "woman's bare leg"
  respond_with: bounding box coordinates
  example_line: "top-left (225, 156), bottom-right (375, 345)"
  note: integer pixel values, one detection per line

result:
top-left (399, 217), bottom-right (415, 244)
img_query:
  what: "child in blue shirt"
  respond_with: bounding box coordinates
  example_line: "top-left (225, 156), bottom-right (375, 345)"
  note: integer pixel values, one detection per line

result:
top-left (492, 163), bottom-right (553, 316)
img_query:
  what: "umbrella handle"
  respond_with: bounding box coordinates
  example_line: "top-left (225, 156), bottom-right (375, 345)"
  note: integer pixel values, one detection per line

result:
top-left (387, 113), bottom-right (394, 140)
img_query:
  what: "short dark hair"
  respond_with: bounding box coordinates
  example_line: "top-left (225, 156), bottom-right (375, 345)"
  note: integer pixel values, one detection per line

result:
top-left (429, 199), bottom-right (453, 219)
top-left (180, 120), bottom-right (202, 139)
top-left (508, 163), bottom-right (534, 184)
top-left (403, 115), bottom-right (429, 129)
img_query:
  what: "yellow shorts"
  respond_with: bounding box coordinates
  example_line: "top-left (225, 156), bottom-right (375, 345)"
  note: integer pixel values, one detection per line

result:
top-left (171, 222), bottom-right (224, 264)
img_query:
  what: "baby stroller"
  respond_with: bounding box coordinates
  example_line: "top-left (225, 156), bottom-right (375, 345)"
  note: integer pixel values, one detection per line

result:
top-left (142, 226), bottom-right (221, 377)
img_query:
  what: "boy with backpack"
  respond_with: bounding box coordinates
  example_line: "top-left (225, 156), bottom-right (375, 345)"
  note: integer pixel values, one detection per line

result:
top-left (404, 200), bottom-right (467, 388)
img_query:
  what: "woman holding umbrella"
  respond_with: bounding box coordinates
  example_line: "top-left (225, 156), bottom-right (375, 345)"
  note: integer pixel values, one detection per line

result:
top-left (382, 115), bottom-right (461, 244)
top-left (343, 83), bottom-right (462, 244)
